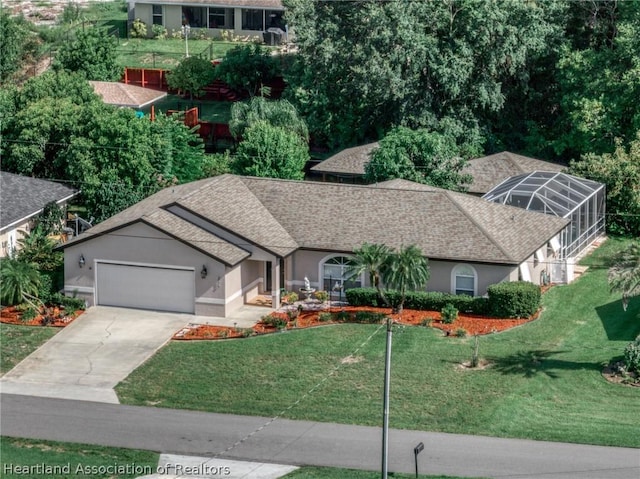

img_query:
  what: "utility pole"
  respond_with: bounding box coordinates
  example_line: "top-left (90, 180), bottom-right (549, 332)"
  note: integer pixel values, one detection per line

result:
top-left (381, 315), bottom-right (393, 478)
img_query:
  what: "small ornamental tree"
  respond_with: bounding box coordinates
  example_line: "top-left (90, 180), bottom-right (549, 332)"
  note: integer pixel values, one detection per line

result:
top-left (167, 56), bottom-right (216, 101)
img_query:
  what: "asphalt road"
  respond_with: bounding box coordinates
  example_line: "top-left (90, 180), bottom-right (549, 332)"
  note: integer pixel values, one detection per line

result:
top-left (1, 393), bottom-right (638, 479)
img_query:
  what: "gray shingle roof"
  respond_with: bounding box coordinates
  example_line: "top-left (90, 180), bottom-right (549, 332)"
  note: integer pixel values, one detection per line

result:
top-left (65, 175), bottom-right (568, 265)
top-left (310, 142), bottom-right (378, 176)
top-left (0, 172), bottom-right (78, 233)
top-left (463, 151), bottom-right (565, 194)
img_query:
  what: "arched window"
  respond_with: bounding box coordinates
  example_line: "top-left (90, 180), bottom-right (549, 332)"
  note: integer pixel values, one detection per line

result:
top-left (451, 264), bottom-right (477, 296)
top-left (320, 255), bottom-right (361, 293)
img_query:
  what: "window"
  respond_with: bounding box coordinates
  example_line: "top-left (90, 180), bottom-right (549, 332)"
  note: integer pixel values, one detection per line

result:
top-left (152, 5), bottom-right (163, 25)
top-left (208, 8), bottom-right (227, 29)
top-left (452, 264), bottom-right (476, 296)
top-left (242, 9), bottom-right (264, 31)
top-left (321, 256), bottom-right (360, 293)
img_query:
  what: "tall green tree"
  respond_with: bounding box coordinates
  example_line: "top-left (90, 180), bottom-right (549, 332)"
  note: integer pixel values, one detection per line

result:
top-left (283, 0), bottom-right (563, 147)
top-left (167, 56), bottom-right (216, 101)
top-left (609, 242), bottom-right (640, 311)
top-left (0, 12), bottom-right (38, 84)
top-left (54, 27), bottom-right (122, 81)
top-left (232, 121), bottom-right (308, 180)
top-left (364, 127), bottom-right (473, 190)
top-left (569, 132), bottom-right (640, 236)
top-left (214, 43), bottom-right (280, 97)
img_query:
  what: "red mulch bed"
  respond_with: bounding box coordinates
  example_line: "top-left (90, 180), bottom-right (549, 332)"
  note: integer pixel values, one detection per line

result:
top-left (0, 306), bottom-right (83, 327)
top-left (174, 306), bottom-right (535, 340)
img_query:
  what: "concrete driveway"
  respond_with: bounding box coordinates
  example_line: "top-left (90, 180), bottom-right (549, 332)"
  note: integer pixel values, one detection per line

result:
top-left (1, 306), bottom-right (193, 403)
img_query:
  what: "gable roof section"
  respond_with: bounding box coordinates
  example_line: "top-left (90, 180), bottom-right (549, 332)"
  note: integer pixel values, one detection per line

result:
top-left (310, 142), bottom-right (378, 176)
top-left (143, 209), bottom-right (250, 266)
top-left (65, 175), bottom-right (568, 265)
top-left (0, 172), bottom-right (78, 233)
top-left (464, 151), bottom-right (565, 194)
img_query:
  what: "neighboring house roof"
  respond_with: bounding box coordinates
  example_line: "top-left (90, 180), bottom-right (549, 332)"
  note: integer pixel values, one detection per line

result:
top-left (463, 151), bottom-right (565, 194)
top-left (133, 0), bottom-right (284, 8)
top-left (0, 172), bottom-right (78, 234)
top-left (64, 175), bottom-right (568, 266)
top-left (310, 142), bottom-right (378, 176)
top-left (89, 81), bottom-right (167, 109)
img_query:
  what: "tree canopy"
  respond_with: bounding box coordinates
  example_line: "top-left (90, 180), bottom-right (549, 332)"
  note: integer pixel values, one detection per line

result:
top-left (229, 96), bottom-right (308, 142)
top-left (1, 72), bottom-right (209, 222)
top-left (167, 56), bottom-right (216, 100)
top-left (214, 43), bottom-right (280, 97)
top-left (54, 27), bottom-right (122, 81)
top-left (0, 12), bottom-right (39, 84)
top-left (364, 127), bottom-right (472, 190)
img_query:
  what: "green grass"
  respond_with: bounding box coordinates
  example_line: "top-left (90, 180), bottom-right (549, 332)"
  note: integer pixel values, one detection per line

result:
top-left (0, 437), bottom-right (158, 479)
top-left (144, 95), bottom-right (234, 123)
top-left (116, 39), bottom-right (238, 69)
top-left (0, 323), bottom-right (58, 375)
top-left (283, 467), bottom-right (481, 479)
top-left (116, 238), bottom-right (640, 447)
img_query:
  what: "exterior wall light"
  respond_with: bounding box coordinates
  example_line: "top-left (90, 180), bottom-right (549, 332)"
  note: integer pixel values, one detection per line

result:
top-left (79, 254), bottom-right (86, 268)
top-left (201, 265), bottom-right (208, 279)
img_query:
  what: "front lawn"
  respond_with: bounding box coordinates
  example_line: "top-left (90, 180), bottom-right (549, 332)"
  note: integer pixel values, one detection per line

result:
top-left (0, 323), bottom-right (58, 375)
top-left (283, 467), bottom-right (481, 479)
top-left (0, 437), bottom-right (158, 479)
top-left (116, 238), bottom-right (640, 447)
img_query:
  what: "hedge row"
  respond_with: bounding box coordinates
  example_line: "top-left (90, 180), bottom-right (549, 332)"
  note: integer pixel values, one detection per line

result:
top-left (345, 281), bottom-right (540, 319)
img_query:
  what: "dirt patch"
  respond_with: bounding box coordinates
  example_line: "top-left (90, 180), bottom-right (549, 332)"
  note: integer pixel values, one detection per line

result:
top-left (174, 306), bottom-right (536, 341)
top-left (341, 355), bottom-right (363, 364)
top-left (602, 362), bottom-right (640, 387)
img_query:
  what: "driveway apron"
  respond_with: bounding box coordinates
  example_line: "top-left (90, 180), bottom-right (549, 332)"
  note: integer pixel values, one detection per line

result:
top-left (0, 306), bottom-right (192, 403)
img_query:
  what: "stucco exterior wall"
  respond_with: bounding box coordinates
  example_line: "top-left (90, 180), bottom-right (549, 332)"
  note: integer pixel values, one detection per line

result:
top-left (0, 221), bottom-right (29, 258)
top-left (63, 223), bottom-right (226, 311)
top-left (286, 250), bottom-right (518, 296)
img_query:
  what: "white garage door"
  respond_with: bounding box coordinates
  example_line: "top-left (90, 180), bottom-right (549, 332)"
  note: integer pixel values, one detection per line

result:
top-left (96, 262), bottom-right (195, 314)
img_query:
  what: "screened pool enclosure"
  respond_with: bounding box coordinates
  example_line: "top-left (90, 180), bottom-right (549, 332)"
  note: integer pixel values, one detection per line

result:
top-left (483, 171), bottom-right (605, 259)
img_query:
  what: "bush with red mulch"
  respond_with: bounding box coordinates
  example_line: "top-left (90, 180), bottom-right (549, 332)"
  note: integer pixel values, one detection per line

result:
top-left (174, 306), bottom-right (535, 341)
top-left (0, 306), bottom-right (83, 328)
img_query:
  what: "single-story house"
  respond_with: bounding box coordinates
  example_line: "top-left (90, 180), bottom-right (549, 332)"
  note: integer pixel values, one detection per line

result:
top-left (61, 174), bottom-right (568, 317)
top-left (0, 172), bottom-right (79, 258)
top-left (128, 0), bottom-right (286, 41)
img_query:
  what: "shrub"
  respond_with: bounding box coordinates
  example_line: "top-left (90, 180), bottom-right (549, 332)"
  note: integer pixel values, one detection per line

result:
top-left (314, 290), bottom-right (329, 302)
top-left (624, 337), bottom-right (640, 375)
top-left (38, 273), bottom-right (54, 305)
top-left (441, 304), bottom-right (458, 324)
top-left (241, 328), bottom-right (254, 338)
top-left (455, 328), bottom-right (468, 338)
top-left (51, 293), bottom-right (85, 315)
top-left (282, 291), bottom-right (298, 304)
top-left (335, 310), bottom-right (352, 322)
top-left (21, 307), bottom-right (39, 322)
top-left (487, 281), bottom-right (541, 318)
top-left (318, 312), bottom-right (332, 322)
top-left (354, 311), bottom-right (387, 324)
top-left (345, 287), bottom-right (489, 314)
top-left (261, 313), bottom-right (288, 330)
top-left (151, 24), bottom-right (167, 39)
top-left (130, 19), bottom-right (147, 38)
top-left (420, 317), bottom-right (433, 327)
top-left (287, 309), bottom-right (299, 321)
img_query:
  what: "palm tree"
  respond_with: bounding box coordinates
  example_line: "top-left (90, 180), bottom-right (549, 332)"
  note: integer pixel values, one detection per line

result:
top-left (0, 258), bottom-right (41, 308)
top-left (16, 226), bottom-right (63, 272)
top-left (347, 242), bottom-right (393, 305)
top-left (609, 242), bottom-right (640, 311)
top-left (382, 245), bottom-right (430, 314)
